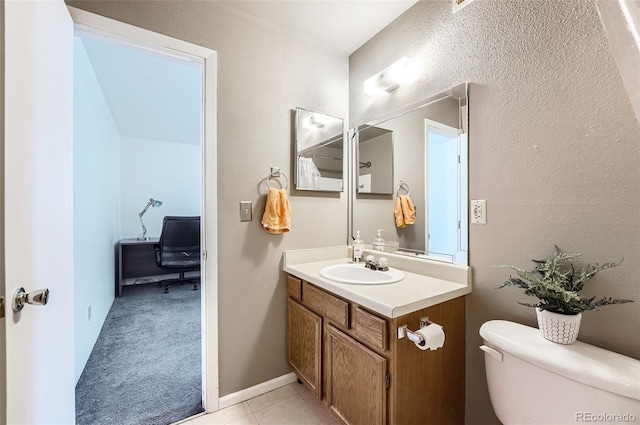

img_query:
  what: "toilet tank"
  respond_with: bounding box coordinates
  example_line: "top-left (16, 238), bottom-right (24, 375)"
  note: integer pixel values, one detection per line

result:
top-left (479, 320), bottom-right (640, 425)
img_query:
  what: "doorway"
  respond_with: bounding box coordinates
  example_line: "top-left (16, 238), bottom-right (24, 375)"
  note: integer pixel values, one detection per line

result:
top-left (425, 120), bottom-right (465, 262)
top-left (73, 29), bottom-right (205, 424)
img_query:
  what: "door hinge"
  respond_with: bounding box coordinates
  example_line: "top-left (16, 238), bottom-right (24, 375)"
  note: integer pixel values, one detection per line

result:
top-left (0, 296), bottom-right (4, 319)
top-left (202, 250), bottom-right (208, 260)
top-left (458, 155), bottom-right (461, 163)
top-left (458, 220), bottom-right (461, 229)
top-left (385, 371), bottom-right (390, 389)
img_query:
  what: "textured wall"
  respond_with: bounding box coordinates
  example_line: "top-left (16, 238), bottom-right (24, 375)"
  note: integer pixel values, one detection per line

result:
top-left (349, 1), bottom-right (640, 423)
top-left (66, 0), bottom-right (348, 397)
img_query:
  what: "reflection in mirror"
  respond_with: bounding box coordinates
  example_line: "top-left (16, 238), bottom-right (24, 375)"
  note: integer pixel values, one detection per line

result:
top-left (357, 126), bottom-right (394, 194)
top-left (295, 108), bottom-right (344, 192)
top-left (350, 83), bottom-right (468, 264)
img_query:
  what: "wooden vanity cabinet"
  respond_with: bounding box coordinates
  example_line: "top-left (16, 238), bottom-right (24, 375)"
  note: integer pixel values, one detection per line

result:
top-left (286, 274), bottom-right (466, 425)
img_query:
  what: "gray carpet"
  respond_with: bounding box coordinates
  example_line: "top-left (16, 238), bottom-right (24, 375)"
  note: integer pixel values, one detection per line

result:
top-left (76, 282), bottom-right (203, 425)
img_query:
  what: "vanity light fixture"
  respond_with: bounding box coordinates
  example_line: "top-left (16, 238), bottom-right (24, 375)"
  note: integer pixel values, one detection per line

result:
top-left (364, 57), bottom-right (417, 96)
top-left (302, 114), bottom-right (326, 129)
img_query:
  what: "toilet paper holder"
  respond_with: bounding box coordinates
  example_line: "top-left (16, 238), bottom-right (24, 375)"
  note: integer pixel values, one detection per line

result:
top-left (397, 317), bottom-right (437, 347)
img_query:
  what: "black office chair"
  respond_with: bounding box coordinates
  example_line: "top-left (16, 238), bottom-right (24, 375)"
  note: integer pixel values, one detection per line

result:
top-left (154, 216), bottom-right (201, 294)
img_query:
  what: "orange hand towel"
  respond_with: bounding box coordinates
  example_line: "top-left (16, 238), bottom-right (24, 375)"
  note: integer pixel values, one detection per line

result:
top-left (395, 195), bottom-right (415, 228)
top-left (394, 196), bottom-right (406, 228)
top-left (261, 188), bottom-right (291, 234)
top-left (401, 195), bottom-right (416, 226)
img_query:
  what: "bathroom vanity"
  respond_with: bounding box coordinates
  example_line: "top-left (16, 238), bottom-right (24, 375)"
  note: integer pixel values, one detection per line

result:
top-left (284, 247), bottom-right (471, 425)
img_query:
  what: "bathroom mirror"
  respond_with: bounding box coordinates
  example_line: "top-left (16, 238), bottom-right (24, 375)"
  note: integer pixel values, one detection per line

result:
top-left (350, 83), bottom-right (468, 264)
top-left (357, 126), bottom-right (394, 194)
top-left (294, 107), bottom-right (344, 192)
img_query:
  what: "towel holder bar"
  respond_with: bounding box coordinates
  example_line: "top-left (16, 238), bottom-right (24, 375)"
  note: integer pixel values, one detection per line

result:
top-left (267, 167), bottom-right (289, 190)
top-left (397, 181), bottom-right (410, 196)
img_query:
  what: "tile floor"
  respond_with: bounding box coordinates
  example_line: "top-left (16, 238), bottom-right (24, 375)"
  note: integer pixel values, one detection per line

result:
top-left (177, 382), bottom-right (339, 425)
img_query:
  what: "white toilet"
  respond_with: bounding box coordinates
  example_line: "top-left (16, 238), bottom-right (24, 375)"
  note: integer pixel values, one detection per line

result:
top-left (479, 320), bottom-right (640, 425)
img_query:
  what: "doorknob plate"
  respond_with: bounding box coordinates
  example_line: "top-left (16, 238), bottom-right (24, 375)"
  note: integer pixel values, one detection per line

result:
top-left (13, 287), bottom-right (27, 312)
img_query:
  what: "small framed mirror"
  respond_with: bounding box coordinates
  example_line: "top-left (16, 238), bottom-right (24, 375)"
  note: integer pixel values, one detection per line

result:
top-left (294, 108), bottom-right (344, 192)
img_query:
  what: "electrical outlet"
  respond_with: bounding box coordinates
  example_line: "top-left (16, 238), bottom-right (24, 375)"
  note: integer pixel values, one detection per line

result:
top-left (240, 201), bottom-right (252, 222)
top-left (88, 305), bottom-right (92, 321)
top-left (471, 200), bottom-right (486, 224)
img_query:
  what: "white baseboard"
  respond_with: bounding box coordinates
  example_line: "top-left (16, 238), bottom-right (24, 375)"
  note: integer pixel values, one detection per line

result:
top-left (218, 372), bottom-right (298, 409)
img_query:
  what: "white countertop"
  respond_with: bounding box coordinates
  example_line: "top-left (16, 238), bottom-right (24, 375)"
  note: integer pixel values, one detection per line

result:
top-left (283, 246), bottom-right (472, 318)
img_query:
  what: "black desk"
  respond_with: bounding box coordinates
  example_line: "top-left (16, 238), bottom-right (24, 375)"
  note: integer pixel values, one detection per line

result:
top-left (115, 238), bottom-right (175, 297)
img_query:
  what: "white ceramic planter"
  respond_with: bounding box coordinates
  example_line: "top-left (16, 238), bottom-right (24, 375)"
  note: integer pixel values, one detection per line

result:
top-left (536, 308), bottom-right (582, 344)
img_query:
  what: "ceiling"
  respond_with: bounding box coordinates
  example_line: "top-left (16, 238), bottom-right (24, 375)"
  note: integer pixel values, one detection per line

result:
top-left (79, 35), bottom-right (202, 146)
top-left (77, 1), bottom-right (418, 145)
top-left (222, 0), bottom-right (419, 56)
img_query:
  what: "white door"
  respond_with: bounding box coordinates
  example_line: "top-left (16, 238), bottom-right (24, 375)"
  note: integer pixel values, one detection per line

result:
top-left (4, 1), bottom-right (75, 424)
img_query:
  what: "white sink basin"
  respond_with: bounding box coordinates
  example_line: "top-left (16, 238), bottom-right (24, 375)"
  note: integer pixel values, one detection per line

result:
top-left (319, 263), bottom-right (405, 285)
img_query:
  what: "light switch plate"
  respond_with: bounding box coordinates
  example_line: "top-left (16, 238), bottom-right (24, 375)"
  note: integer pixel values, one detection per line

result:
top-left (471, 200), bottom-right (486, 224)
top-left (240, 201), bottom-right (252, 222)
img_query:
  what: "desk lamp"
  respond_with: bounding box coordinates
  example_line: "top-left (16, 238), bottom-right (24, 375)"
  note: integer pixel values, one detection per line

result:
top-left (137, 198), bottom-right (162, 240)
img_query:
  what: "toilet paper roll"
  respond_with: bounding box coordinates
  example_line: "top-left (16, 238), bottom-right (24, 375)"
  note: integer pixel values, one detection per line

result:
top-left (414, 324), bottom-right (445, 351)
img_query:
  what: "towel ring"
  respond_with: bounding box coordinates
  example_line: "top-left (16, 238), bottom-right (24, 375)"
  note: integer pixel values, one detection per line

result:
top-left (267, 170), bottom-right (289, 190)
top-left (397, 181), bottom-right (410, 196)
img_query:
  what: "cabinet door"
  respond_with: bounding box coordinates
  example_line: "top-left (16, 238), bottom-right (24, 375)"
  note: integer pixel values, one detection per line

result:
top-left (287, 298), bottom-right (322, 397)
top-left (326, 325), bottom-right (387, 425)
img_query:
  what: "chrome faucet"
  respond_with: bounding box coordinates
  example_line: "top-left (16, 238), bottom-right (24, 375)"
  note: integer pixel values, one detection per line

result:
top-left (364, 255), bottom-right (389, 271)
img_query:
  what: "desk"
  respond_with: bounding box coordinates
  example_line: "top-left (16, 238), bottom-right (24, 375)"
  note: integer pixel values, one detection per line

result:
top-left (116, 238), bottom-right (175, 297)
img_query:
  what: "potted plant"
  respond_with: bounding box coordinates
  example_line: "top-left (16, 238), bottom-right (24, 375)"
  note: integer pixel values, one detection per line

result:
top-left (498, 246), bottom-right (634, 344)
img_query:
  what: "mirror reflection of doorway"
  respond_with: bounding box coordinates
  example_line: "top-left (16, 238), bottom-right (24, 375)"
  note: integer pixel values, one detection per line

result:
top-left (426, 120), bottom-right (466, 262)
top-left (73, 30), bottom-right (204, 425)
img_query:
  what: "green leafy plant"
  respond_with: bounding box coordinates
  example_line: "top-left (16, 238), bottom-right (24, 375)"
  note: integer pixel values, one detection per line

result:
top-left (498, 246), bottom-right (634, 315)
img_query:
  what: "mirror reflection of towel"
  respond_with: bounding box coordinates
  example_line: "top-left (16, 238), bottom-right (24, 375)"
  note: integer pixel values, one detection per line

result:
top-left (395, 195), bottom-right (416, 228)
top-left (298, 157), bottom-right (321, 190)
top-left (261, 188), bottom-right (291, 234)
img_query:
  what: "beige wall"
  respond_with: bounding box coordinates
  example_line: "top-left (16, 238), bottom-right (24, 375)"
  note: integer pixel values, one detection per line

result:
top-left (66, 0), bottom-right (348, 396)
top-left (349, 1), bottom-right (640, 423)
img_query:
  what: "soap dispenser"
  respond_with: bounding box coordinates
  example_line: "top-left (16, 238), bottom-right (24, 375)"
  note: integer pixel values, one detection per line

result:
top-left (353, 231), bottom-right (364, 262)
top-left (373, 229), bottom-right (385, 251)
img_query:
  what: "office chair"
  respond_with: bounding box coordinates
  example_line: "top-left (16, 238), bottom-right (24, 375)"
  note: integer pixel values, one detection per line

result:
top-left (154, 216), bottom-right (201, 294)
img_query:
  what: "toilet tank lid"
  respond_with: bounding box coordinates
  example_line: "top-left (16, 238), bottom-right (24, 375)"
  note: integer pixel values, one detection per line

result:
top-left (480, 320), bottom-right (640, 401)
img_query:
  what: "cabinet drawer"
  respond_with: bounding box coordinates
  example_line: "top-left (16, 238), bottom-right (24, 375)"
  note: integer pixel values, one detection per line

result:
top-left (302, 281), bottom-right (349, 328)
top-left (353, 307), bottom-right (388, 352)
top-left (287, 275), bottom-right (302, 300)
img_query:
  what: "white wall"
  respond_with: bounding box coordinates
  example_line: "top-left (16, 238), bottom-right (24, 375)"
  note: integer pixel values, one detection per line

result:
top-left (73, 37), bottom-right (121, 383)
top-left (119, 136), bottom-right (201, 239)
